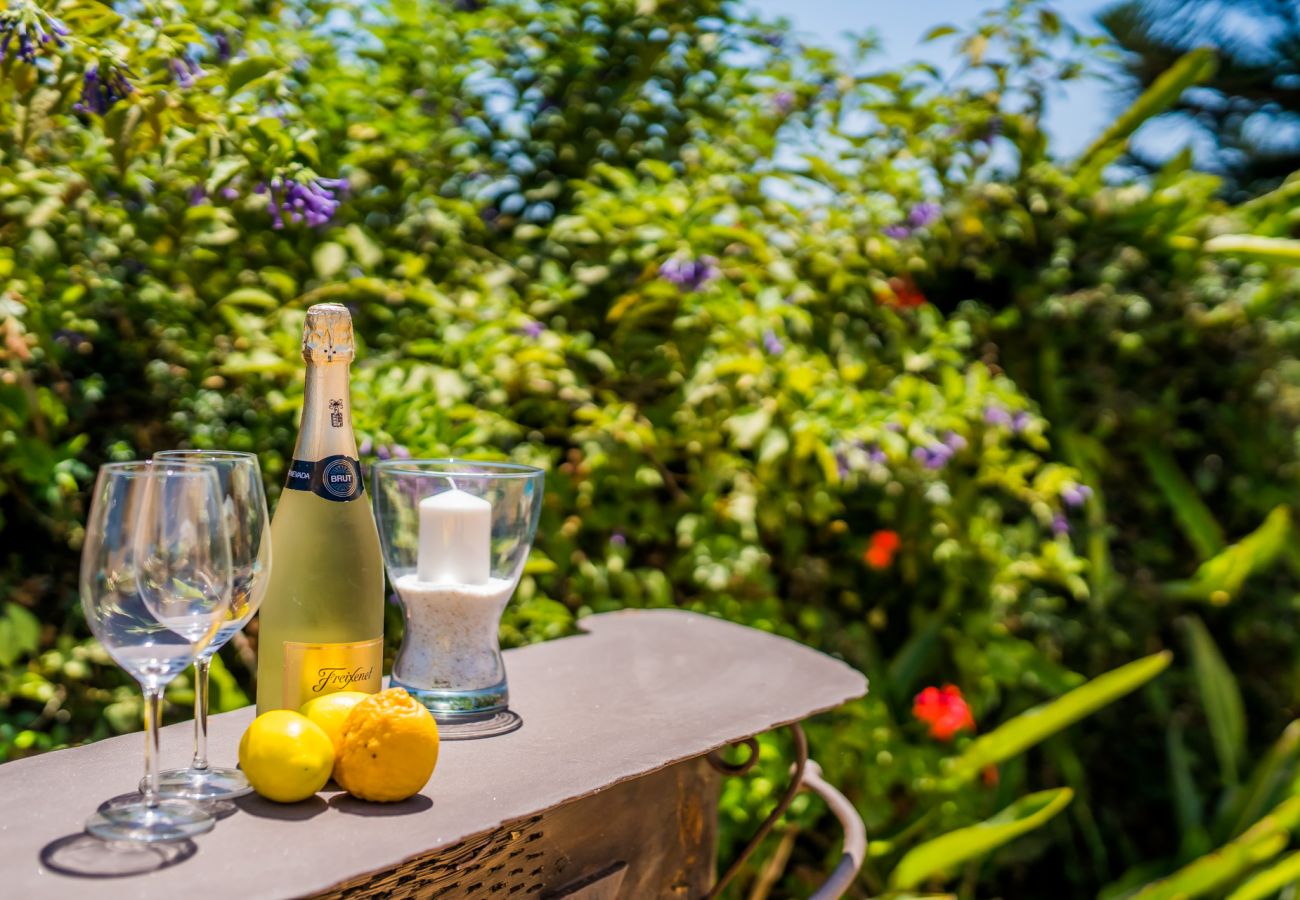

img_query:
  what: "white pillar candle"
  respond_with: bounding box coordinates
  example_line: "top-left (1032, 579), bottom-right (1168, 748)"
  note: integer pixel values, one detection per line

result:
top-left (417, 488), bottom-right (492, 585)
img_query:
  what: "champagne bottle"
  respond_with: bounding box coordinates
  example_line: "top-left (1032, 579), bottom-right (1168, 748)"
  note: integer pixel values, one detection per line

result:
top-left (255, 303), bottom-right (384, 714)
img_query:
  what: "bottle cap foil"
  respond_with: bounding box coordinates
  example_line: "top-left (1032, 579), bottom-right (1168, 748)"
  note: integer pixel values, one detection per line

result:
top-left (302, 303), bottom-right (355, 364)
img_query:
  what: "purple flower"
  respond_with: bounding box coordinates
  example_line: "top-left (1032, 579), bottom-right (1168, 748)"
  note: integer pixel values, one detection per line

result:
top-left (659, 256), bottom-right (720, 292)
top-left (883, 224), bottom-right (911, 240)
top-left (520, 320), bottom-right (545, 339)
top-left (261, 175), bottom-right (348, 229)
top-left (1062, 483), bottom-right (1093, 508)
top-left (907, 202), bottom-right (942, 229)
top-left (391, 444), bottom-right (411, 460)
top-left (213, 30), bottom-right (233, 63)
top-left (359, 437), bottom-right (373, 456)
top-left (221, 185), bottom-right (240, 201)
top-left (73, 64), bottom-right (134, 116)
top-left (1051, 514), bottom-right (1070, 536)
top-left (610, 531), bottom-right (627, 548)
top-left (170, 56), bottom-right (202, 88)
top-left (835, 447), bottom-right (851, 480)
top-left (762, 329), bottom-right (785, 355)
top-left (868, 444), bottom-right (887, 465)
top-left (984, 405), bottom-right (1013, 428)
top-left (0, 8), bottom-right (69, 64)
top-left (771, 91), bottom-right (795, 115)
top-left (942, 431), bottom-right (967, 452)
top-left (1012, 411), bottom-right (1031, 433)
top-left (189, 186), bottom-right (207, 206)
top-left (912, 444), bottom-right (954, 470)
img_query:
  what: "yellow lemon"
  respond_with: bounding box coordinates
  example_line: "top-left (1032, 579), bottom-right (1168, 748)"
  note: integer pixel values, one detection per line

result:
top-left (300, 691), bottom-right (370, 756)
top-left (334, 688), bottom-right (440, 803)
top-left (238, 710), bottom-right (334, 804)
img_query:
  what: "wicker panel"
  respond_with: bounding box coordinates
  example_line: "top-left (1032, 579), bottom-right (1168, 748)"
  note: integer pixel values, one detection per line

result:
top-left (312, 757), bottom-right (719, 900)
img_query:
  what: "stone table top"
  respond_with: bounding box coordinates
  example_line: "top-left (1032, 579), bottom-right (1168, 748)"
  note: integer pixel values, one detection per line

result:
top-left (0, 609), bottom-right (867, 898)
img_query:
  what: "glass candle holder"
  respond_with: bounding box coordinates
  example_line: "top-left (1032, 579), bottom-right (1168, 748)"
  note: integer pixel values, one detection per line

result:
top-left (372, 459), bottom-right (544, 739)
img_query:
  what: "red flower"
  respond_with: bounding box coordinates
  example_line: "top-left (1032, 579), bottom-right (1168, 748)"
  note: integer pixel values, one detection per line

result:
top-left (913, 684), bottom-right (976, 741)
top-left (863, 530), bottom-right (901, 570)
top-left (883, 276), bottom-right (927, 309)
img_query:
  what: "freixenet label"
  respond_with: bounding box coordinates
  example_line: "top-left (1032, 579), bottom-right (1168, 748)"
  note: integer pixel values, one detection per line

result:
top-left (282, 638), bottom-right (383, 709)
top-left (285, 455), bottom-right (364, 502)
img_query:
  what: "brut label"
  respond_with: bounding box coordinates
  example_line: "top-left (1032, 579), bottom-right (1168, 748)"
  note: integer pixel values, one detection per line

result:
top-left (285, 455), bottom-right (364, 502)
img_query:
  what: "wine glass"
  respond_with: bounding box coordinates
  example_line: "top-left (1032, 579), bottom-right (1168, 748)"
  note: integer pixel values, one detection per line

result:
top-left (150, 451), bottom-right (271, 801)
top-left (80, 461), bottom-right (232, 842)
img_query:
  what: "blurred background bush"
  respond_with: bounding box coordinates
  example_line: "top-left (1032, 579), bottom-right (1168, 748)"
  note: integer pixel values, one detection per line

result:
top-left (5, 0), bottom-right (1300, 896)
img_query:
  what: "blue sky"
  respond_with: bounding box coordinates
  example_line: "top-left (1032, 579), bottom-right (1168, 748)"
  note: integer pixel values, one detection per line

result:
top-left (748, 0), bottom-right (1118, 157)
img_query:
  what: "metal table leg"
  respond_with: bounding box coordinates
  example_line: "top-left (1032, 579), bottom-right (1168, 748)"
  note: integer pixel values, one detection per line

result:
top-left (706, 723), bottom-right (867, 900)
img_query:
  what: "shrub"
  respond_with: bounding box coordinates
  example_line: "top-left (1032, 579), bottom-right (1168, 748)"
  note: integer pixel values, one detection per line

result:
top-left (4, 0), bottom-right (1300, 895)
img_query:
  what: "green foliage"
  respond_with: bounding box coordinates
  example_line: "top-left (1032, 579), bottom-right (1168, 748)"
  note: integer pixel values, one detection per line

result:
top-left (1076, 46), bottom-right (1217, 179)
top-left (1102, 0), bottom-right (1300, 199)
top-left (890, 787), bottom-right (1075, 890)
top-left (2, 0), bottom-right (1300, 896)
top-left (1163, 507), bottom-right (1290, 604)
top-left (1133, 797), bottom-right (1300, 900)
top-left (942, 650), bottom-right (1172, 788)
top-left (1181, 617), bottom-right (1246, 787)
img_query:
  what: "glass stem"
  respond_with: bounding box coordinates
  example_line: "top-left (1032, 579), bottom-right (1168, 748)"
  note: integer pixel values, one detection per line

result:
top-left (142, 685), bottom-right (163, 809)
top-left (192, 657), bottom-right (211, 771)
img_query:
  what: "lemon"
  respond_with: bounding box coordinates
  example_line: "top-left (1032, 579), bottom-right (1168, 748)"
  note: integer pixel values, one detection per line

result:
top-left (334, 688), bottom-right (440, 803)
top-left (300, 691), bottom-right (370, 755)
top-left (238, 710), bottom-right (335, 803)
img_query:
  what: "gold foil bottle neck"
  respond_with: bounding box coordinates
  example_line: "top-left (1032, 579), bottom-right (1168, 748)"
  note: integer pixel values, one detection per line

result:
top-left (302, 303), bottom-right (355, 364)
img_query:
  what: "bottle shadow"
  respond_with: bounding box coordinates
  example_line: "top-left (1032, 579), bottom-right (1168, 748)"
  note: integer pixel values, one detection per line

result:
top-left (328, 792), bottom-right (433, 817)
top-left (40, 833), bottom-right (197, 879)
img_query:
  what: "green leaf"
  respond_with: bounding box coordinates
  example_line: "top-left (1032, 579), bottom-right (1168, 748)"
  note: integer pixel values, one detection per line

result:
top-left (725, 408), bottom-right (772, 450)
top-left (343, 225), bottom-right (383, 269)
top-left (889, 789), bottom-right (1074, 889)
top-left (1163, 507), bottom-right (1290, 604)
top-left (0, 603), bottom-right (40, 667)
top-left (944, 652), bottom-right (1172, 787)
top-left (1181, 616), bottom-right (1246, 787)
top-left (523, 553), bottom-right (558, 575)
top-left (205, 158), bottom-right (248, 194)
top-left (1202, 235), bottom-right (1300, 265)
top-left (206, 653), bottom-right (250, 713)
top-left (313, 242), bottom-right (348, 280)
top-left (887, 615), bottom-right (944, 705)
top-left (1226, 850), bottom-right (1300, 900)
top-left (1078, 48), bottom-right (1218, 173)
top-left (1221, 720), bottom-right (1300, 841)
top-left (219, 288), bottom-right (280, 310)
top-left (227, 57), bottom-right (279, 96)
top-left (1134, 796), bottom-right (1300, 900)
top-left (1168, 721), bottom-right (1208, 856)
top-left (1138, 445), bottom-right (1226, 560)
top-left (921, 24), bottom-right (957, 42)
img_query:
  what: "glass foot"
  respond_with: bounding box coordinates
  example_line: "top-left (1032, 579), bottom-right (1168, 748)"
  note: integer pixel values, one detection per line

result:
top-left (85, 797), bottom-right (215, 843)
top-left (433, 709), bottom-right (523, 741)
top-left (150, 766), bottom-right (253, 801)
